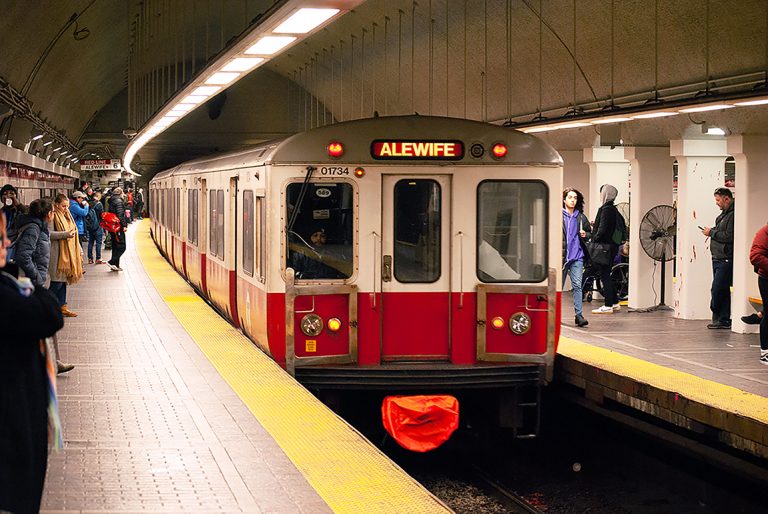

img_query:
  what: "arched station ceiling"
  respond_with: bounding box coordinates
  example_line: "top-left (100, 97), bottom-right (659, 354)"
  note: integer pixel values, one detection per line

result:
top-left (1, 0), bottom-right (767, 179)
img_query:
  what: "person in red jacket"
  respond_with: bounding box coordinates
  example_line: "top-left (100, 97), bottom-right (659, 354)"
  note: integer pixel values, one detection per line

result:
top-left (749, 223), bottom-right (768, 364)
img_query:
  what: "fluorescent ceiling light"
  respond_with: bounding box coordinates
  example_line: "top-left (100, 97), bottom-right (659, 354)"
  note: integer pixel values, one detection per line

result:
top-left (192, 86), bottom-right (222, 96)
top-left (245, 36), bottom-right (296, 55)
top-left (705, 127), bottom-right (726, 136)
top-left (31, 134), bottom-right (44, 141)
top-left (170, 103), bottom-right (195, 113)
top-left (52, 146), bottom-right (62, 152)
top-left (733, 98), bottom-right (768, 106)
top-left (180, 94), bottom-right (209, 104)
top-left (273, 8), bottom-right (339, 34)
top-left (205, 72), bottom-right (240, 85)
top-left (555, 122), bottom-right (591, 129)
top-left (221, 57), bottom-right (264, 72)
top-left (591, 117), bottom-right (632, 124)
top-left (60, 151), bottom-right (69, 156)
top-left (524, 126), bottom-right (559, 133)
top-left (678, 104), bottom-right (735, 113)
top-left (631, 111), bottom-right (679, 119)
top-left (43, 140), bottom-right (53, 146)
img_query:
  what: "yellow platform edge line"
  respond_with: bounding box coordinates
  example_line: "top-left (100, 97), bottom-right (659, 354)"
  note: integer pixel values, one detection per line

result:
top-left (132, 221), bottom-right (450, 514)
top-left (559, 336), bottom-right (768, 424)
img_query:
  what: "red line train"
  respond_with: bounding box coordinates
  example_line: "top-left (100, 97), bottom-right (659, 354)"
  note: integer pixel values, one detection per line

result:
top-left (150, 116), bottom-right (562, 441)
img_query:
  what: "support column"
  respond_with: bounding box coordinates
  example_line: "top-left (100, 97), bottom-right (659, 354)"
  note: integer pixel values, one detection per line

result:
top-left (583, 147), bottom-right (630, 220)
top-left (624, 147), bottom-right (675, 309)
top-left (560, 150), bottom-right (591, 209)
top-left (727, 135), bottom-right (768, 333)
top-left (670, 139), bottom-right (729, 320)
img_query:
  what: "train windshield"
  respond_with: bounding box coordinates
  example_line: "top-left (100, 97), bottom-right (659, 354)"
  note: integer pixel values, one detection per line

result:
top-left (477, 181), bottom-right (548, 283)
top-left (286, 182), bottom-right (354, 280)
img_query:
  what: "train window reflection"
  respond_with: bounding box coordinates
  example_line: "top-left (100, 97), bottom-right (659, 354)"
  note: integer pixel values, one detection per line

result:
top-left (477, 181), bottom-right (548, 283)
top-left (285, 182), bottom-right (353, 280)
top-left (393, 180), bottom-right (441, 283)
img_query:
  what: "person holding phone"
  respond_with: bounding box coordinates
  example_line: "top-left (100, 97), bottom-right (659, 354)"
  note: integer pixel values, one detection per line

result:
top-left (700, 187), bottom-right (735, 329)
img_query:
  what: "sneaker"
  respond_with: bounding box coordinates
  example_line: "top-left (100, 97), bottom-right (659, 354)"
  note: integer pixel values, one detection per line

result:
top-left (760, 352), bottom-right (768, 365)
top-left (88, 258), bottom-right (94, 264)
top-left (592, 305), bottom-right (614, 314)
top-left (707, 321), bottom-right (731, 329)
top-left (116, 266), bottom-right (124, 271)
top-left (56, 360), bottom-right (75, 374)
top-left (61, 305), bottom-right (78, 317)
top-left (575, 314), bottom-right (589, 327)
top-left (108, 264), bottom-right (119, 271)
top-left (612, 304), bottom-right (621, 312)
top-left (741, 313), bottom-right (762, 325)
top-left (95, 259), bottom-right (105, 265)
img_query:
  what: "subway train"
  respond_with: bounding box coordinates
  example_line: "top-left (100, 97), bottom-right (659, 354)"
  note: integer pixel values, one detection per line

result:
top-left (150, 115), bottom-right (563, 439)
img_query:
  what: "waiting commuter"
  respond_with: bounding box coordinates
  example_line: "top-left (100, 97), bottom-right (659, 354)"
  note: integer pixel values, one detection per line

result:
top-left (1, 183), bottom-right (26, 244)
top-left (0, 209), bottom-right (64, 514)
top-left (134, 188), bottom-right (145, 220)
top-left (50, 194), bottom-right (83, 317)
top-left (13, 198), bottom-right (53, 289)
top-left (562, 188), bottom-right (591, 327)
top-left (69, 191), bottom-right (89, 259)
top-left (701, 187), bottom-right (735, 329)
top-left (107, 187), bottom-right (127, 271)
top-left (749, 222), bottom-right (768, 365)
top-left (590, 184), bottom-right (621, 314)
top-left (86, 191), bottom-right (105, 264)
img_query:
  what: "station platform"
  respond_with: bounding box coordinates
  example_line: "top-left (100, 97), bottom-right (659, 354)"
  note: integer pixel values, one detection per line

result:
top-left (557, 293), bottom-right (768, 465)
top-left (41, 221), bottom-right (448, 513)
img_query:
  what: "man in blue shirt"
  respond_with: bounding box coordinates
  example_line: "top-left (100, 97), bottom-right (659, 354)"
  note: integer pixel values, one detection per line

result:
top-left (69, 190), bottom-right (89, 258)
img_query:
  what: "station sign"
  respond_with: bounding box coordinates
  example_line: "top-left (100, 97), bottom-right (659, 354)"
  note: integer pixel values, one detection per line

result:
top-left (371, 140), bottom-right (464, 160)
top-left (80, 159), bottom-right (122, 171)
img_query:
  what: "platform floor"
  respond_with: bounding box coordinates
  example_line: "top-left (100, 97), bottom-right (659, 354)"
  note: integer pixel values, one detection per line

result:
top-left (42, 221), bottom-right (447, 513)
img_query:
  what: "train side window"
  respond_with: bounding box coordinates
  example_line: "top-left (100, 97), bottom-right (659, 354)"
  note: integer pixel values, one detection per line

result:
top-left (256, 196), bottom-right (265, 280)
top-left (175, 188), bottom-right (180, 235)
top-left (209, 190), bottom-right (217, 257)
top-left (285, 182), bottom-right (353, 280)
top-left (217, 189), bottom-right (224, 258)
top-left (243, 190), bottom-right (254, 275)
top-left (476, 180), bottom-right (548, 283)
top-left (393, 179), bottom-right (441, 283)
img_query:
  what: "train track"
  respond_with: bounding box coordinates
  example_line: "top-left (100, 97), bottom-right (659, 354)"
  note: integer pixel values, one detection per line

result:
top-left (469, 464), bottom-right (544, 514)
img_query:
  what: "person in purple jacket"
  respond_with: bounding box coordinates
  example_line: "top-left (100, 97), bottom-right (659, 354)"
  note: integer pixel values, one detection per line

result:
top-left (562, 188), bottom-right (591, 327)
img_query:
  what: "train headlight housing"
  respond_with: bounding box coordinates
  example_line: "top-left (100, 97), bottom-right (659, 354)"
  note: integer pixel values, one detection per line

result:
top-left (300, 314), bottom-right (324, 336)
top-left (490, 317), bottom-right (505, 330)
top-left (491, 143), bottom-right (508, 159)
top-left (327, 317), bottom-right (342, 332)
top-left (509, 312), bottom-right (531, 335)
top-left (327, 141), bottom-right (344, 158)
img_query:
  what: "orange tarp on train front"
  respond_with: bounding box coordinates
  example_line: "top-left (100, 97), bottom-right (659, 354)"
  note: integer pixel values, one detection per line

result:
top-left (381, 395), bottom-right (459, 452)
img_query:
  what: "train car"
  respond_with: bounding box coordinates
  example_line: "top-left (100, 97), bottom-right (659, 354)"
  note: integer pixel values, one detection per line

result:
top-left (150, 115), bottom-right (562, 441)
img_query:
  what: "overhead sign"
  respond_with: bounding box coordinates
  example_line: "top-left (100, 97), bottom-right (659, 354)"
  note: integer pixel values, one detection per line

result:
top-left (371, 140), bottom-right (464, 160)
top-left (80, 159), bottom-right (122, 171)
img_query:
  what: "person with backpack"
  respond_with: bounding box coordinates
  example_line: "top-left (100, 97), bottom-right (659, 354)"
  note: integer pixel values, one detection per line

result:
top-left (590, 184), bottom-right (623, 314)
top-left (107, 187), bottom-right (127, 271)
top-left (85, 191), bottom-right (104, 264)
top-left (562, 188), bottom-right (591, 327)
top-left (69, 191), bottom-right (89, 261)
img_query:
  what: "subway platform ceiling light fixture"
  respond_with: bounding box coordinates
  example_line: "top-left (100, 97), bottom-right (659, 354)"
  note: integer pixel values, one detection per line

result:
top-left (123, 1), bottom-right (362, 174)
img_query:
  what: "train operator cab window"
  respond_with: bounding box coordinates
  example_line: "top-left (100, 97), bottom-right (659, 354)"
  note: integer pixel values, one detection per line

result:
top-left (285, 182), bottom-right (353, 280)
top-left (476, 181), bottom-right (548, 283)
top-left (394, 179), bottom-right (441, 283)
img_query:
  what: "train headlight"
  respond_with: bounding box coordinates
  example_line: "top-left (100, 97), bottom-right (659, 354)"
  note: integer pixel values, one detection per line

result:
top-left (354, 167), bottom-right (365, 178)
top-left (490, 317), bottom-right (505, 330)
top-left (300, 314), bottom-right (324, 336)
top-left (509, 312), bottom-right (531, 335)
top-left (491, 143), bottom-right (508, 159)
top-left (327, 317), bottom-right (342, 332)
top-left (327, 141), bottom-right (344, 158)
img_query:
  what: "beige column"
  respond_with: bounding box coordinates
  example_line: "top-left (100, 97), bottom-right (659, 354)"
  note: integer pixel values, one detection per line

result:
top-left (583, 147), bottom-right (630, 221)
top-left (670, 139), bottom-right (729, 320)
top-left (624, 147), bottom-right (675, 309)
top-left (727, 135), bottom-right (768, 333)
top-left (560, 150), bottom-right (591, 210)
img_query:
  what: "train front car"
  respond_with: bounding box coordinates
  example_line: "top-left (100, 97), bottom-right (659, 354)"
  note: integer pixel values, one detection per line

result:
top-left (265, 116), bottom-right (562, 447)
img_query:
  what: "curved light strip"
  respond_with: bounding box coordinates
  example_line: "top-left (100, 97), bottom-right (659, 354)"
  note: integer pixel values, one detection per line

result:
top-left (124, 2), bottom-right (362, 175)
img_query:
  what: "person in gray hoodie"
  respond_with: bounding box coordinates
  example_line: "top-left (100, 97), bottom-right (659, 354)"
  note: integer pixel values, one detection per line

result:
top-left (590, 184), bottom-right (621, 314)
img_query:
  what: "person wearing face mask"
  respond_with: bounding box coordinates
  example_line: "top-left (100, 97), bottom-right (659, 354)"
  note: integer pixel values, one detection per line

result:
top-left (1, 184), bottom-right (26, 244)
top-left (0, 210), bottom-right (65, 514)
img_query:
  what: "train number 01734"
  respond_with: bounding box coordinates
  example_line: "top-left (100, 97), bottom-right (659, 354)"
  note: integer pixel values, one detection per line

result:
top-left (319, 166), bottom-right (349, 175)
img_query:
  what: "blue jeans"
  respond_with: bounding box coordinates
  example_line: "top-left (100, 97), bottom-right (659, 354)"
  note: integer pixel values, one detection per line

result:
top-left (48, 281), bottom-right (67, 307)
top-left (563, 260), bottom-right (585, 316)
top-left (710, 259), bottom-right (733, 324)
top-left (87, 228), bottom-right (103, 260)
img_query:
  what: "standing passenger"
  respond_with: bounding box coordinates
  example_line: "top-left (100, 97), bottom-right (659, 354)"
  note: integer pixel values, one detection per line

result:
top-left (107, 187), bottom-right (127, 271)
top-left (562, 188), bottom-right (590, 327)
top-left (749, 222), bottom-right (768, 365)
top-left (0, 210), bottom-right (64, 514)
top-left (50, 194), bottom-right (83, 317)
top-left (86, 191), bottom-right (105, 264)
top-left (13, 198), bottom-right (53, 289)
top-left (701, 187), bottom-right (735, 329)
top-left (69, 191), bottom-right (89, 260)
top-left (591, 184), bottom-right (621, 314)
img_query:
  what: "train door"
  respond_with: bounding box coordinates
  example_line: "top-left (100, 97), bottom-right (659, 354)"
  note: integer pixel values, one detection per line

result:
top-left (381, 175), bottom-right (451, 361)
top-left (229, 176), bottom-right (240, 326)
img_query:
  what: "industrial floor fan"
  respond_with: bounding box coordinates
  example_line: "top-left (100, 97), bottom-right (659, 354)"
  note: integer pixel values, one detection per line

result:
top-left (638, 204), bottom-right (676, 310)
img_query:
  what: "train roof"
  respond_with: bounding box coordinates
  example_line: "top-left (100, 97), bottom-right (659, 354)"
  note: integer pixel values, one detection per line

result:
top-left (152, 116), bottom-right (561, 180)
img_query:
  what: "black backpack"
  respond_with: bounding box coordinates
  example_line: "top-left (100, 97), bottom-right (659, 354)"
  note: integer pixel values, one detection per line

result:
top-left (85, 203), bottom-right (99, 232)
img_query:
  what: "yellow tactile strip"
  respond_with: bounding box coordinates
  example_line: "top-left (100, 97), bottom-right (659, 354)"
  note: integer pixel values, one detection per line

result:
top-left (559, 336), bottom-right (768, 425)
top-left (134, 221), bottom-right (450, 513)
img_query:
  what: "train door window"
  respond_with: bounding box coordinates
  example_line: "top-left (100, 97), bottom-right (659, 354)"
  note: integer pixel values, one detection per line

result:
top-left (256, 196), bottom-right (265, 280)
top-left (187, 189), bottom-right (197, 245)
top-left (285, 182), bottom-right (353, 280)
top-left (209, 190), bottom-right (217, 257)
top-left (243, 190), bottom-right (254, 275)
top-left (216, 189), bottom-right (224, 258)
top-left (476, 181), bottom-right (548, 283)
top-left (393, 180), bottom-right (441, 283)
top-left (175, 188), bottom-right (180, 235)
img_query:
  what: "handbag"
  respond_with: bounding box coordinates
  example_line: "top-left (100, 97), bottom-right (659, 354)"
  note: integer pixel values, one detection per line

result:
top-left (587, 241), bottom-right (612, 266)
